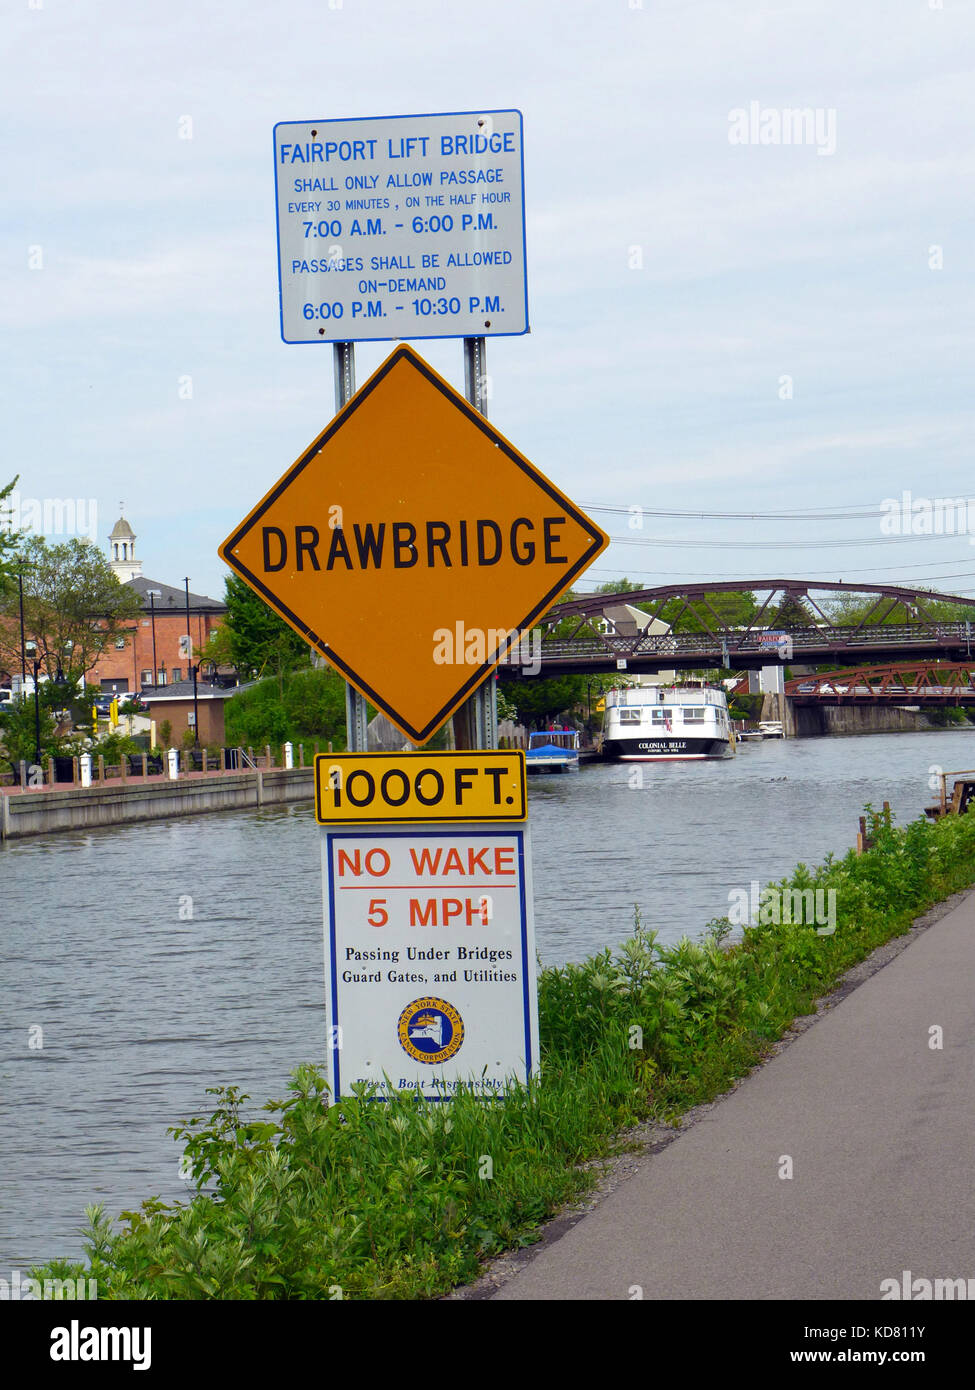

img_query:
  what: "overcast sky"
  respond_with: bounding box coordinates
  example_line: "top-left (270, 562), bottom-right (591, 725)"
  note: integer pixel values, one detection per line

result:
top-left (4, 0), bottom-right (975, 602)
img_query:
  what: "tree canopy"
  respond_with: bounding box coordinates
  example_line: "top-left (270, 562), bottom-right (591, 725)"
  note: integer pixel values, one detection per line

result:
top-left (221, 572), bottom-right (312, 680)
top-left (0, 535), bottom-right (142, 683)
top-left (0, 477), bottom-right (22, 601)
top-left (498, 672), bottom-right (620, 728)
top-left (225, 667), bottom-right (347, 747)
top-left (823, 590), bottom-right (975, 626)
top-left (656, 590), bottom-right (759, 632)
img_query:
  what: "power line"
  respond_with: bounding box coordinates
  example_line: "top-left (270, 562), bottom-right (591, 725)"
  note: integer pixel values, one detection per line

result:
top-left (603, 531), bottom-right (974, 549)
top-left (586, 559), bottom-right (975, 579)
top-left (583, 501), bottom-right (974, 522)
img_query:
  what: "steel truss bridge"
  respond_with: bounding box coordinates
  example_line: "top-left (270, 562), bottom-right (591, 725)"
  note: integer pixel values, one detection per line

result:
top-left (525, 580), bottom-right (975, 677)
top-left (781, 663), bottom-right (975, 705)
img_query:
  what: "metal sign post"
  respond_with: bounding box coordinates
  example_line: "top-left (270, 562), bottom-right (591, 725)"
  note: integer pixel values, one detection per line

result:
top-left (456, 335), bottom-right (498, 751)
top-left (333, 340), bottom-right (370, 752)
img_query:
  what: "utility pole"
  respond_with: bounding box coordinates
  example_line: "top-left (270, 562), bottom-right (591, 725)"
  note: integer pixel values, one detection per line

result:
top-left (146, 590), bottom-right (161, 686)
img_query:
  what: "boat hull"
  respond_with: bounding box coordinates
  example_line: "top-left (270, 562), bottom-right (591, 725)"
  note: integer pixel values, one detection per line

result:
top-left (602, 736), bottom-right (730, 762)
top-left (526, 756), bottom-right (580, 773)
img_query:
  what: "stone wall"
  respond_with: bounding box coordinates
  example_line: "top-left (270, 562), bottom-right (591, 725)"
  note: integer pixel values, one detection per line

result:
top-left (1, 767), bottom-right (313, 841)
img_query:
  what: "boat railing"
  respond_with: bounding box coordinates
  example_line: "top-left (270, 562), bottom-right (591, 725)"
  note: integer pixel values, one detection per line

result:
top-left (528, 730), bottom-right (580, 750)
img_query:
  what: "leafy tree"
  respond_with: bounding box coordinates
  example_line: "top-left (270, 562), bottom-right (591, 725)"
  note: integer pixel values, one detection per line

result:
top-left (195, 622), bottom-right (233, 670)
top-left (226, 667), bottom-right (347, 748)
top-left (591, 578), bottom-right (643, 597)
top-left (768, 594), bottom-right (815, 628)
top-left (500, 673), bottom-right (590, 728)
top-left (221, 573), bottom-right (311, 682)
top-left (0, 535), bottom-right (142, 683)
top-left (823, 590), bottom-right (975, 627)
top-left (656, 590), bottom-right (759, 633)
top-left (496, 686), bottom-right (518, 722)
top-left (0, 476), bottom-right (21, 600)
top-left (0, 692), bottom-right (61, 770)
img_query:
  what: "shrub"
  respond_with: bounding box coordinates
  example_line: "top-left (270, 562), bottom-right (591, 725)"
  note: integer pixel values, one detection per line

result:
top-left (31, 803), bottom-right (975, 1300)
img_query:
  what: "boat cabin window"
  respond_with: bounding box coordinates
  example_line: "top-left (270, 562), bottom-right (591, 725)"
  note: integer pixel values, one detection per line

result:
top-left (650, 708), bottom-right (673, 722)
top-left (682, 707), bottom-right (706, 723)
top-left (619, 709), bottom-right (642, 724)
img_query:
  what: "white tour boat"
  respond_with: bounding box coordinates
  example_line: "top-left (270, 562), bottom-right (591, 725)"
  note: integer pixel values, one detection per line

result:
top-left (602, 684), bottom-right (734, 761)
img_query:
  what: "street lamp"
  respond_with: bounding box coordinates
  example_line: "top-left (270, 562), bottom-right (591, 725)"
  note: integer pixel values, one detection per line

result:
top-left (53, 640), bottom-right (72, 731)
top-left (18, 571), bottom-right (27, 695)
top-left (146, 590), bottom-right (162, 686)
top-left (191, 662), bottom-right (200, 750)
top-left (24, 639), bottom-right (42, 768)
top-left (55, 638), bottom-right (73, 686)
top-left (184, 577), bottom-right (193, 678)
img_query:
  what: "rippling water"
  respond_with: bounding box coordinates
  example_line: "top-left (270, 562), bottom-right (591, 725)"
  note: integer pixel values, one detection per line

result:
top-left (2, 727), bottom-right (972, 1269)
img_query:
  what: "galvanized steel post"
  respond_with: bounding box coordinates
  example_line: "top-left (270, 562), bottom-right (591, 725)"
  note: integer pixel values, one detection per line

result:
top-left (458, 336), bottom-right (498, 751)
top-left (335, 342), bottom-right (370, 753)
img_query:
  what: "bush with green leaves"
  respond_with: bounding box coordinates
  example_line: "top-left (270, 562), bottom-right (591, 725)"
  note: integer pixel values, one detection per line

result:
top-left (32, 802), bottom-right (975, 1300)
top-left (0, 692), bottom-right (62, 770)
top-left (226, 668), bottom-right (347, 750)
top-left (91, 731), bottom-right (142, 765)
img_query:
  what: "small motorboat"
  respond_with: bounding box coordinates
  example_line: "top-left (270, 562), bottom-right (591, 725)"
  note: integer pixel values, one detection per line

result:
top-left (525, 729), bottom-right (581, 773)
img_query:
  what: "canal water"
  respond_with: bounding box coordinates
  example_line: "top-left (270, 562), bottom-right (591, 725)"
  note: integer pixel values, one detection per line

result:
top-left (2, 728), bottom-right (972, 1271)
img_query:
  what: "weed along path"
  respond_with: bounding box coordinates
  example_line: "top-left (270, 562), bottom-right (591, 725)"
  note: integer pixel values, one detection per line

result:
top-left (483, 888), bottom-right (975, 1301)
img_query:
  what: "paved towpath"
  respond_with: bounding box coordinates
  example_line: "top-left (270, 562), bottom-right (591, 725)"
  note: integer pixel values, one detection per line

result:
top-left (489, 890), bottom-right (975, 1300)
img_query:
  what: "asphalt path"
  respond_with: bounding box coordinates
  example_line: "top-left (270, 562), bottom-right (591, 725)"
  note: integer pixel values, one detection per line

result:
top-left (491, 891), bottom-right (975, 1300)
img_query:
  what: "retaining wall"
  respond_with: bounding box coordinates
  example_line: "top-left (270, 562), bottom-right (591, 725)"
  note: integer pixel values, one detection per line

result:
top-left (0, 768), bottom-right (314, 841)
top-left (785, 701), bottom-right (936, 738)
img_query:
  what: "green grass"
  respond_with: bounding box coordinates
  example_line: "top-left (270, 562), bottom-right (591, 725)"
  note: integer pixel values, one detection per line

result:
top-left (32, 803), bottom-right (975, 1300)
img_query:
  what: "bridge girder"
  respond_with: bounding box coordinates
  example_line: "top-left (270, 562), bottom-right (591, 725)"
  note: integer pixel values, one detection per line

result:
top-left (520, 579), bottom-right (975, 679)
top-left (781, 661), bottom-right (975, 703)
top-left (546, 579), bottom-right (973, 634)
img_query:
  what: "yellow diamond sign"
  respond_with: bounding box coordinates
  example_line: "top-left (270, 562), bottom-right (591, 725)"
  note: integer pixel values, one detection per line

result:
top-left (219, 346), bottom-right (608, 744)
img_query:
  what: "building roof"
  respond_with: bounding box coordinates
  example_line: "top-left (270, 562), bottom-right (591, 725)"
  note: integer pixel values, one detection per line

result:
top-left (140, 678), bottom-right (251, 703)
top-left (130, 576), bottom-right (225, 613)
top-left (601, 602), bottom-right (670, 635)
top-left (109, 515), bottom-right (136, 540)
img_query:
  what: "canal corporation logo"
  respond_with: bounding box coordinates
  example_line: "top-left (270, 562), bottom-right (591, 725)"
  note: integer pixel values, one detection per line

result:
top-left (398, 997), bottom-right (464, 1065)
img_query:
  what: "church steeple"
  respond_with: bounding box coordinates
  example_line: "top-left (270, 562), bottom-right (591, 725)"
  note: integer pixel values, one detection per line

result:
top-left (109, 508), bottom-right (143, 582)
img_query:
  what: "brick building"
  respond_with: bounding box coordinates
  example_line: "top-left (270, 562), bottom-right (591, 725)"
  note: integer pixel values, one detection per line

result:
top-left (89, 516), bottom-right (226, 695)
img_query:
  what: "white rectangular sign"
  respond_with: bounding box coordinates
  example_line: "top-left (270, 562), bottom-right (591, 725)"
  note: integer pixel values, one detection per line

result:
top-left (273, 109), bottom-right (528, 343)
top-left (322, 824), bottom-right (539, 1100)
